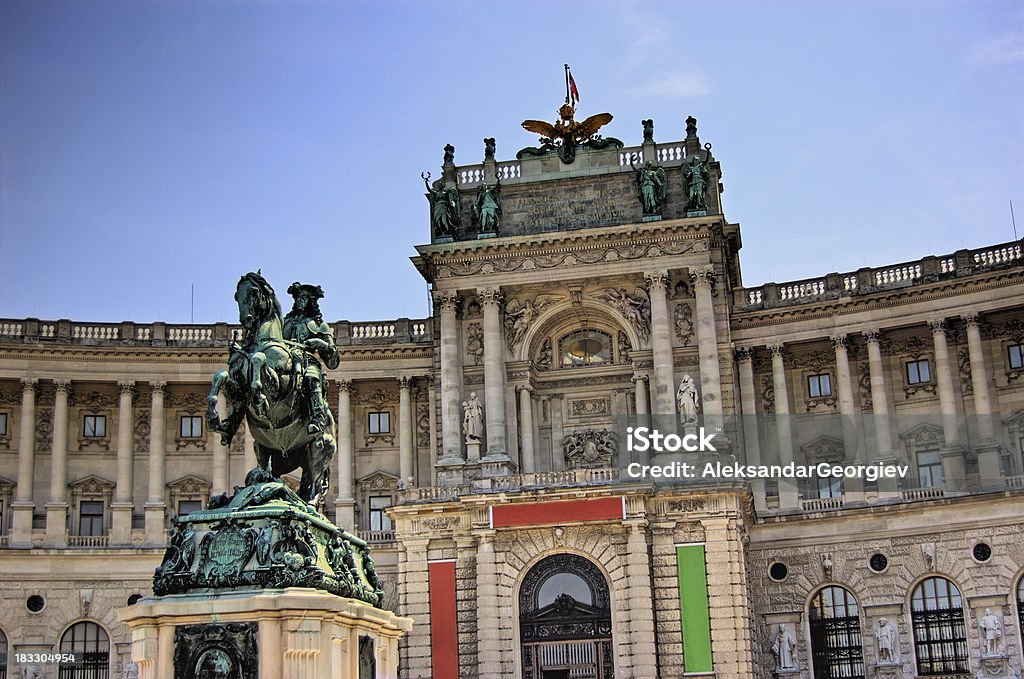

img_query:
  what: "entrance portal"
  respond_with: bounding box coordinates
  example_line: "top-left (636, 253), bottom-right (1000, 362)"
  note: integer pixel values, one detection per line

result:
top-left (519, 554), bottom-right (613, 679)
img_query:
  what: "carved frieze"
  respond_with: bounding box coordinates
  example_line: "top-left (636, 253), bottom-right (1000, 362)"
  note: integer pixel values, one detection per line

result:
top-left (134, 409), bottom-right (151, 453)
top-left (35, 407), bottom-right (53, 452)
top-left (466, 322), bottom-right (484, 365)
top-left (596, 287), bottom-right (650, 342)
top-left (562, 428), bottom-right (618, 468)
top-left (535, 338), bottom-right (553, 371)
top-left (504, 295), bottom-right (561, 350)
top-left (567, 398), bottom-right (609, 418)
top-left (673, 302), bottom-right (694, 346)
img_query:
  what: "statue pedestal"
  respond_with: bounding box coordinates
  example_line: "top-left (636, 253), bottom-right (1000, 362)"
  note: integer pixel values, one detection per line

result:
top-left (773, 669), bottom-right (800, 678)
top-left (118, 588), bottom-right (411, 679)
top-left (977, 653), bottom-right (1016, 679)
top-left (466, 439), bottom-right (482, 462)
top-left (872, 660), bottom-right (907, 679)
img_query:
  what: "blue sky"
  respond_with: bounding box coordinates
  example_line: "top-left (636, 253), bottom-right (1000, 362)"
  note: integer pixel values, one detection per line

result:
top-left (1, 0), bottom-right (1022, 324)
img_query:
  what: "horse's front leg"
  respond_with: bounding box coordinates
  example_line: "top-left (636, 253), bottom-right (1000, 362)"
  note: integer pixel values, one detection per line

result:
top-left (206, 370), bottom-right (228, 432)
top-left (249, 352), bottom-right (270, 416)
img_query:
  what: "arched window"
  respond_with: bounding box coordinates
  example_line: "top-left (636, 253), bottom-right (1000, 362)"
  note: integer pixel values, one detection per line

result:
top-left (58, 621), bottom-right (109, 679)
top-left (910, 577), bottom-right (968, 675)
top-left (519, 554), bottom-right (613, 679)
top-left (809, 586), bottom-right (864, 679)
top-left (1017, 578), bottom-right (1024, 659)
top-left (0, 627), bottom-right (8, 679)
top-left (559, 329), bottom-right (612, 367)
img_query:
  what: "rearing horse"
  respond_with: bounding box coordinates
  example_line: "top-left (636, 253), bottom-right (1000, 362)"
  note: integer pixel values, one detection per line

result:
top-left (206, 272), bottom-right (337, 510)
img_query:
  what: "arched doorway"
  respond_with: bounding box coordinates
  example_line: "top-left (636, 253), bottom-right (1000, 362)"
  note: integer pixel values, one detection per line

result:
top-left (910, 576), bottom-right (968, 675)
top-left (808, 585), bottom-right (864, 679)
top-left (58, 621), bottom-right (109, 679)
top-left (519, 554), bottom-right (613, 679)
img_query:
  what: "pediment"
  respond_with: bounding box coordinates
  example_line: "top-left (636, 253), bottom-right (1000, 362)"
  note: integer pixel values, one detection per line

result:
top-left (358, 471), bottom-right (400, 492)
top-left (800, 436), bottom-right (846, 462)
top-left (898, 423), bottom-right (944, 446)
top-left (69, 474), bottom-right (115, 493)
top-left (166, 474), bottom-right (211, 494)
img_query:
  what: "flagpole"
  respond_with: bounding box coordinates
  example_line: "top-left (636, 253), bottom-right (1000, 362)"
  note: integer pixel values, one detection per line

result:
top-left (564, 64), bottom-right (570, 105)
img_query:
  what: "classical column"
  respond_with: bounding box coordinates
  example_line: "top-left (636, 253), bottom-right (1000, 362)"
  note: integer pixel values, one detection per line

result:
top-left (476, 532), bottom-right (502, 669)
top-left (736, 348), bottom-right (767, 512)
top-left (645, 271), bottom-right (676, 422)
top-left (211, 393), bottom-right (229, 495)
top-left (832, 335), bottom-right (863, 496)
top-left (517, 386), bottom-right (535, 473)
top-left (963, 314), bottom-right (1001, 486)
top-left (632, 372), bottom-right (651, 464)
top-left (111, 381), bottom-right (136, 545)
top-left (931, 320), bottom-right (965, 491)
top-left (144, 382), bottom-right (167, 546)
top-left (864, 330), bottom-right (898, 494)
top-left (691, 266), bottom-right (724, 426)
top-left (770, 345), bottom-right (798, 508)
top-left (550, 395), bottom-right (565, 471)
top-left (478, 287), bottom-right (508, 458)
top-left (45, 380), bottom-right (71, 547)
top-left (11, 378), bottom-right (37, 546)
top-left (436, 291), bottom-right (463, 463)
top-left (624, 521), bottom-right (658, 676)
top-left (334, 379), bottom-right (355, 528)
top-left (399, 376), bottom-right (415, 486)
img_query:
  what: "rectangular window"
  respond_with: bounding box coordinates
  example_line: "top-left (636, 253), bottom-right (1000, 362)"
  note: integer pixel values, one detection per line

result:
top-left (369, 496), bottom-right (393, 531)
top-left (917, 450), bottom-right (943, 488)
top-left (83, 414), bottom-right (106, 438)
top-left (0, 412), bottom-right (7, 437)
top-left (179, 415), bottom-right (203, 439)
top-left (906, 359), bottom-right (931, 385)
top-left (0, 500), bottom-right (4, 537)
top-left (368, 412), bottom-right (391, 435)
top-left (807, 373), bottom-right (832, 398)
top-left (177, 500), bottom-right (202, 517)
top-left (817, 475), bottom-right (843, 499)
top-left (1009, 344), bottom-right (1024, 370)
top-left (79, 501), bottom-right (104, 536)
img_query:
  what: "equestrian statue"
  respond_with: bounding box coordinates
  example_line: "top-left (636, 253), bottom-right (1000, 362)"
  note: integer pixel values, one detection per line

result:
top-left (206, 271), bottom-right (339, 511)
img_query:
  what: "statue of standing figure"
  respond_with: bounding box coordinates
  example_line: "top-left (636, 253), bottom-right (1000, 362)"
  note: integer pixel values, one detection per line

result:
top-left (424, 173), bottom-right (461, 238)
top-left (632, 161), bottom-right (667, 216)
top-left (771, 624), bottom-right (797, 670)
top-left (474, 177), bottom-right (501, 233)
top-left (677, 374), bottom-right (699, 423)
top-left (463, 392), bottom-right (483, 442)
top-left (979, 608), bottom-right (1003, 655)
top-left (683, 152), bottom-right (711, 212)
top-left (875, 618), bottom-right (898, 663)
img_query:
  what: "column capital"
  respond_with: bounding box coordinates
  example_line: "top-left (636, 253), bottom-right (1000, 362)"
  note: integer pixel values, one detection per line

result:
top-left (830, 334), bottom-right (848, 350)
top-left (928, 318), bottom-right (948, 336)
top-left (118, 381), bottom-right (136, 397)
top-left (333, 378), bottom-right (354, 392)
top-left (643, 270), bottom-right (669, 291)
top-left (515, 384), bottom-right (533, 394)
top-left (399, 376), bottom-right (413, 390)
top-left (150, 380), bottom-right (167, 394)
top-left (476, 287), bottom-right (503, 307)
top-left (20, 378), bottom-right (38, 393)
top-left (734, 346), bottom-right (753, 363)
top-left (630, 373), bottom-right (649, 384)
top-left (863, 328), bottom-right (883, 344)
top-left (961, 313), bottom-right (981, 328)
top-left (688, 265), bottom-right (716, 289)
top-left (53, 379), bottom-right (72, 394)
top-left (768, 343), bottom-right (786, 358)
top-left (433, 290), bottom-right (460, 313)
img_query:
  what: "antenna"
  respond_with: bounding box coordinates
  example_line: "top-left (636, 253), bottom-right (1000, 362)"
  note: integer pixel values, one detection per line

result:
top-left (191, 284), bottom-right (195, 324)
top-left (1012, 200), bottom-right (1018, 240)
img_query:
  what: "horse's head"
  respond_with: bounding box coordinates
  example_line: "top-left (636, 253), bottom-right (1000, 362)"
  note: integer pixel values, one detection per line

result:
top-left (235, 272), bottom-right (282, 330)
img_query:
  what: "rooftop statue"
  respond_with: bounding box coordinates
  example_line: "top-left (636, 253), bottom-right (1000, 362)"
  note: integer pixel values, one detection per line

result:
top-left (684, 147), bottom-right (712, 213)
top-left (474, 176), bottom-right (501, 234)
top-left (423, 171), bottom-right (461, 239)
top-left (519, 102), bottom-right (620, 164)
top-left (632, 160), bottom-right (667, 216)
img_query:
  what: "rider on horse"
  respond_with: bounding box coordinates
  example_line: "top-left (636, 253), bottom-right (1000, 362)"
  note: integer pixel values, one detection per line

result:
top-left (282, 282), bottom-right (340, 436)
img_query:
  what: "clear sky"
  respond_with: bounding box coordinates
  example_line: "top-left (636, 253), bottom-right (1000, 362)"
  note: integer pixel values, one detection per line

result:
top-left (2, 0), bottom-right (1022, 324)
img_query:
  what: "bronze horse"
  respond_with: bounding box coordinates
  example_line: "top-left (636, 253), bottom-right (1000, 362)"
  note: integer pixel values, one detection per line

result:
top-left (206, 272), bottom-right (337, 510)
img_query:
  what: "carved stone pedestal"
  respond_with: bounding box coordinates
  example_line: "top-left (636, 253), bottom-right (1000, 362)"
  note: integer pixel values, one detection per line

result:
top-left (976, 653), bottom-right (1018, 679)
top-left (773, 669), bottom-right (800, 678)
top-left (118, 588), bottom-right (412, 679)
top-left (873, 661), bottom-right (909, 679)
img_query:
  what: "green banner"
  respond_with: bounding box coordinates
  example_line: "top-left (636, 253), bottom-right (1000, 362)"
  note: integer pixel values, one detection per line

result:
top-left (676, 544), bottom-right (713, 672)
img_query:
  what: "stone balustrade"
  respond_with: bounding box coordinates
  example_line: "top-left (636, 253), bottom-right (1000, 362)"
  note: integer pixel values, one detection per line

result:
top-left (735, 239), bottom-right (1023, 310)
top-left (357, 529), bottom-right (396, 544)
top-left (67, 534), bottom-right (110, 548)
top-left (0, 316), bottom-right (433, 347)
top-left (800, 496), bottom-right (845, 512)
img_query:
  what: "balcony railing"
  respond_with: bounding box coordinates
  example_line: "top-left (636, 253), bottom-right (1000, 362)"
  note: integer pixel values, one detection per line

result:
top-left (67, 534), bottom-right (110, 547)
top-left (399, 467), bottom-right (623, 503)
top-left (357, 529), bottom-right (396, 544)
top-left (800, 496), bottom-right (845, 512)
top-left (736, 240), bottom-right (1023, 311)
top-left (1004, 475), bottom-right (1024, 490)
top-left (900, 487), bottom-right (945, 502)
top-left (0, 316), bottom-right (433, 348)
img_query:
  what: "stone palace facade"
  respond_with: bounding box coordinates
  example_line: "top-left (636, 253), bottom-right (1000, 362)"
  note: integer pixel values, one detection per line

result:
top-left (1, 114), bottom-right (1023, 679)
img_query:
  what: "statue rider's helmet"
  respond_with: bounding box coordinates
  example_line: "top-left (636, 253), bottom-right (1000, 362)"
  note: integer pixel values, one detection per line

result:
top-left (287, 283), bottom-right (324, 310)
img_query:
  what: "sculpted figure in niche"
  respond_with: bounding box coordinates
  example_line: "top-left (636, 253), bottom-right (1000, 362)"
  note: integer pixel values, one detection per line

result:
top-left (875, 617), bottom-right (898, 663)
top-left (677, 374), bottom-right (699, 423)
top-left (979, 608), bottom-right (1003, 655)
top-left (463, 393), bottom-right (483, 442)
top-left (771, 624), bottom-right (797, 670)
